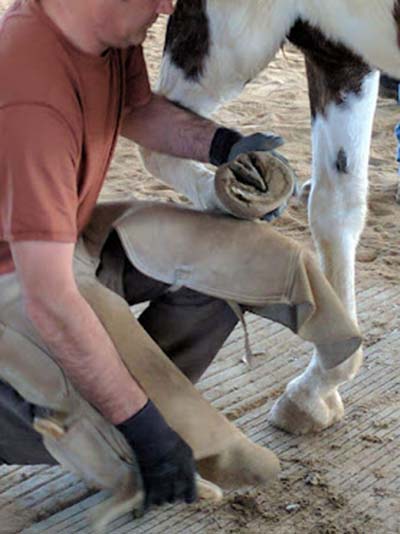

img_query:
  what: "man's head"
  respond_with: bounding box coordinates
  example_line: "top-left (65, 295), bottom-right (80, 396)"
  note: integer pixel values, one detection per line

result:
top-left (42, 0), bottom-right (175, 55)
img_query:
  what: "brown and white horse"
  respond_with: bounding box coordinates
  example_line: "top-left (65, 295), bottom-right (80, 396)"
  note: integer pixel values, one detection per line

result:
top-left (141, 0), bottom-right (400, 434)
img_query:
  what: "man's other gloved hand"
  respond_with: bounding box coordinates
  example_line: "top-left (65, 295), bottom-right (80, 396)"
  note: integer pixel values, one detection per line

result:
top-left (117, 400), bottom-right (197, 511)
top-left (209, 127), bottom-right (284, 167)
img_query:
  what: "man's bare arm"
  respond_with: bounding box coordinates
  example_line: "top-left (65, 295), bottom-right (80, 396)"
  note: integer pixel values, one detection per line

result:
top-left (10, 240), bottom-right (148, 424)
top-left (121, 93), bottom-right (218, 162)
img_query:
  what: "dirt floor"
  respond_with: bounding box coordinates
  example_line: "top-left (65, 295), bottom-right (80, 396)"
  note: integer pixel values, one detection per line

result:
top-left (0, 3), bottom-right (399, 533)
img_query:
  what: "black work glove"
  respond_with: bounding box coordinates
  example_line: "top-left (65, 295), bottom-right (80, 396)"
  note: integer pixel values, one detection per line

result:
top-left (209, 127), bottom-right (284, 167)
top-left (117, 400), bottom-right (197, 511)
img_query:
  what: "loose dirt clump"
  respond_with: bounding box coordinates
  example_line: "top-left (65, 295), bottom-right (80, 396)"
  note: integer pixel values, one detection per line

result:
top-left (204, 462), bottom-right (380, 534)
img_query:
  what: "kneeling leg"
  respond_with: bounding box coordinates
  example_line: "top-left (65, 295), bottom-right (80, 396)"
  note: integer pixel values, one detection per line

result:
top-left (138, 288), bottom-right (238, 384)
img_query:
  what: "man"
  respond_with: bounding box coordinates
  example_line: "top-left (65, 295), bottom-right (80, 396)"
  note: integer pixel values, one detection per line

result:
top-left (0, 0), bottom-right (362, 516)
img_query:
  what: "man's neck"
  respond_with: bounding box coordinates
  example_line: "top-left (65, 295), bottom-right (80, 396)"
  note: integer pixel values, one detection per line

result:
top-left (40, 0), bottom-right (105, 56)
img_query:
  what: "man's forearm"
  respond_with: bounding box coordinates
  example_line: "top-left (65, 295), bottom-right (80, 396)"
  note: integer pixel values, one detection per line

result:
top-left (121, 94), bottom-right (218, 162)
top-left (26, 288), bottom-right (148, 424)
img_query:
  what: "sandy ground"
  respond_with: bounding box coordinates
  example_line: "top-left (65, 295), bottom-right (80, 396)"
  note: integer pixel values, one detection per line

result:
top-left (0, 3), bottom-right (399, 533)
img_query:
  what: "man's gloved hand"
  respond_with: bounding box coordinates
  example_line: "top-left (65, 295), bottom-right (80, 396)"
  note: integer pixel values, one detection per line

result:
top-left (117, 400), bottom-right (197, 511)
top-left (209, 127), bottom-right (284, 167)
top-left (209, 128), bottom-right (296, 221)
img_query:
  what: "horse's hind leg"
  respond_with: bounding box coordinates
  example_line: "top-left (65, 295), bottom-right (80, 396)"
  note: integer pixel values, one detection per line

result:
top-left (270, 23), bottom-right (379, 433)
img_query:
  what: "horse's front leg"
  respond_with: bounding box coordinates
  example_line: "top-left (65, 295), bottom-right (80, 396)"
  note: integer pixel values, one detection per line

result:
top-left (271, 27), bottom-right (379, 433)
top-left (141, 0), bottom-right (295, 211)
top-left (140, 53), bottom-right (224, 211)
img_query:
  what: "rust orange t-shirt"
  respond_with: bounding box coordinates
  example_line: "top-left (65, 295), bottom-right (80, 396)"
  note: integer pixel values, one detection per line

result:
top-left (0, 0), bottom-right (152, 274)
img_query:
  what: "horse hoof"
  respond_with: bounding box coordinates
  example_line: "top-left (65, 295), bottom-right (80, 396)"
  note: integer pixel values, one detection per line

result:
top-left (269, 389), bottom-right (344, 435)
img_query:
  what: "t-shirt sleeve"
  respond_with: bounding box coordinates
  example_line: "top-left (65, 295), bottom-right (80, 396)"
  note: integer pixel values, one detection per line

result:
top-left (0, 104), bottom-right (80, 243)
top-left (124, 46), bottom-right (152, 111)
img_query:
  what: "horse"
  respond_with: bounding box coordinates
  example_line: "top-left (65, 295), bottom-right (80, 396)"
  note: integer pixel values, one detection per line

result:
top-left (141, 0), bottom-right (400, 434)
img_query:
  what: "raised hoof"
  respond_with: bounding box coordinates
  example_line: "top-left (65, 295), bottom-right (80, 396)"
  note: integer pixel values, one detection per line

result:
top-left (269, 390), bottom-right (344, 435)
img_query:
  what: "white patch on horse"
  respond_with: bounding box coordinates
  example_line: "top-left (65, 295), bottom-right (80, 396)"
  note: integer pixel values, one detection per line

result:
top-left (309, 72), bottom-right (379, 316)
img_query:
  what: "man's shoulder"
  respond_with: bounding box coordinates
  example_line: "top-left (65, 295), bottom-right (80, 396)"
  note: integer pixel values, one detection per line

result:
top-left (0, 1), bottom-right (80, 115)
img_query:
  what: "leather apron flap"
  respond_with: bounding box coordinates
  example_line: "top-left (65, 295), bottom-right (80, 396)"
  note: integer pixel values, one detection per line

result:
top-left (113, 202), bottom-right (361, 369)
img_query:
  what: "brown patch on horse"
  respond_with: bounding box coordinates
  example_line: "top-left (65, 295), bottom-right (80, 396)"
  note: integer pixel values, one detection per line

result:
top-left (164, 0), bottom-right (210, 80)
top-left (288, 19), bottom-right (371, 119)
top-left (336, 148), bottom-right (349, 174)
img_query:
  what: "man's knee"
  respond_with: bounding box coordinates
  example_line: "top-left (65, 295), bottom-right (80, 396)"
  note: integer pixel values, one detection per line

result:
top-left (97, 229), bottom-right (169, 305)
